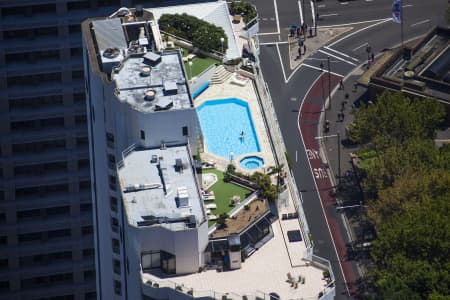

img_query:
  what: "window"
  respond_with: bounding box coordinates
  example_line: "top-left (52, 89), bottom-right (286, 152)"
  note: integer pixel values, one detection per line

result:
top-left (69, 25), bottom-right (81, 34)
top-left (0, 236), bottom-right (7, 245)
top-left (112, 238), bottom-right (120, 254)
top-left (46, 206), bottom-right (70, 216)
top-left (111, 217), bottom-right (119, 233)
top-left (0, 281), bottom-right (9, 291)
top-left (72, 70), bottom-right (84, 80)
top-left (17, 209), bottom-right (40, 220)
top-left (113, 259), bottom-right (121, 275)
top-left (80, 203), bottom-right (92, 212)
top-left (106, 132), bottom-right (115, 148)
top-left (109, 175), bottom-right (116, 190)
top-left (110, 196), bottom-right (118, 212)
top-left (82, 226), bottom-right (93, 236)
top-left (76, 137), bottom-right (89, 146)
top-left (84, 270), bottom-right (95, 280)
top-left (140, 130), bottom-right (145, 140)
top-left (182, 126), bottom-right (188, 136)
top-left (114, 280), bottom-right (122, 296)
top-left (18, 232), bottom-right (42, 243)
top-left (68, 1), bottom-right (91, 10)
top-left (48, 229), bottom-right (71, 240)
top-left (83, 248), bottom-right (95, 258)
top-left (141, 251), bottom-right (161, 270)
top-left (0, 259), bottom-right (7, 270)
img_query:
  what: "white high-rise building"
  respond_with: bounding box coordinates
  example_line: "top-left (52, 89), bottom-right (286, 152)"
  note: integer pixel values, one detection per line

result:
top-left (82, 8), bottom-right (206, 299)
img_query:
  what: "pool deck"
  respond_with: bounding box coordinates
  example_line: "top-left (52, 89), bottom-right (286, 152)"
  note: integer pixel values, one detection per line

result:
top-left (194, 76), bottom-right (276, 175)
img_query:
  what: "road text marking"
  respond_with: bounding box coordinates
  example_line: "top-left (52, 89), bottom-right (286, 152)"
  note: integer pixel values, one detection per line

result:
top-left (313, 168), bottom-right (328, 179)
top-left (306, 149), bottom-right (320, 160)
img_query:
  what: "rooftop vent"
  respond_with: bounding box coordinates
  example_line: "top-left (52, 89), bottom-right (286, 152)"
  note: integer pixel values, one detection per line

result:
top-left (163, 81), bottom-right (178, 95)
top-left (140, 66), bottom-right (151, 77)
top-left (103, 47), bottom-right (120, 59)
top-left (144, 89), bottom-right (156, 101)
top-left (177, 186), bottom-right (189, 207)
top-left (144, 52), bottom-right (161, 65)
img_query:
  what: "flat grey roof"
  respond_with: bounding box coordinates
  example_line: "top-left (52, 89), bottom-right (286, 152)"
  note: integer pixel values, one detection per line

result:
top-left (92, 18), bottom-right (128, 51)
top-left (118, 145), bottom-right (205, 228)
top-left (113, 51), bottom-right (192, 112)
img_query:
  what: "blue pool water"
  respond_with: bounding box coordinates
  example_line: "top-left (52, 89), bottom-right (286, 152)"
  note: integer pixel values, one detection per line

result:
top-left (197, 98), bottom-right (261, 159)
top-left (239, 156), bottom-right (264, 170)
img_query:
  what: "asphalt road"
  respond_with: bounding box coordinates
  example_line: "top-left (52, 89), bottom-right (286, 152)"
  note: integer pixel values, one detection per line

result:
top-left (253, 0), bottom-right (447, 299)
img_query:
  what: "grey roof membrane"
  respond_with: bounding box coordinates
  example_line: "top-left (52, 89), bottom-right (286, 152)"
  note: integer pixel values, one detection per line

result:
top-left (118, 145), bottom-right (205, 228)
top-left (92, 18), bottom-right (127, 51)
top-left (113, 51), bottom-right (192, 112)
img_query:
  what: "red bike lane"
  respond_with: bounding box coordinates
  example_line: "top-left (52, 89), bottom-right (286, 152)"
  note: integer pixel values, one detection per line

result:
top-left (298, 72), bottom-right (357, 295)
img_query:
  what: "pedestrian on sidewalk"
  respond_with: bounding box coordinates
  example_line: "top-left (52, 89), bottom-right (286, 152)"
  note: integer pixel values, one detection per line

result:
top-left (371, 52), bottom-right (375, 63)
top-left (296, 27), bottom-right (300, 38)
top-left (297, 46), bottom-right (302, 58)
top-left (303, 44), bottom-right (306, 55)
top-left (339, 80), bottom-right (344, 90)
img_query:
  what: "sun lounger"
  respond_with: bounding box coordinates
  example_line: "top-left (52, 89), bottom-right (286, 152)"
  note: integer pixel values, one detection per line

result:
top-left (202, 194), bottom-right (215, 201)
top-left (208, 214), bottom-right (218, 221)
top-left (231, 74), bottom-right (249, 87)
top-left (205, 203), bottom-right (217, 209)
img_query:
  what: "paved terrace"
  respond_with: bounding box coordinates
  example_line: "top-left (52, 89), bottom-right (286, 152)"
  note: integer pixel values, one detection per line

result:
top-left (142, 211), bottom-right (328, 299)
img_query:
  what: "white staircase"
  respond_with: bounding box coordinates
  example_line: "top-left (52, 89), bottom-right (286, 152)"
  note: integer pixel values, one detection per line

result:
top-left (210, 65), bottom-right (233, 84)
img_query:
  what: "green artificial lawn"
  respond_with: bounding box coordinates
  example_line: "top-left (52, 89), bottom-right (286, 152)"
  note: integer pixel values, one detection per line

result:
top-left (203, 169), bottom-right (253, 227)
top-left (181, 48), bottom-right (220, 79)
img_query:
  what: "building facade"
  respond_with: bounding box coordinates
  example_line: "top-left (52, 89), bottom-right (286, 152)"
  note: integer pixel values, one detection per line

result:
top-left (0, 1), bottom-right (203, 299)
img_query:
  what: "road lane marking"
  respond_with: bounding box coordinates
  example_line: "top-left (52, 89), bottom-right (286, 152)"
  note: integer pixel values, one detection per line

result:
top-left (296, 150), bottom-right (298, 162)
top-left (259, 41), bottom-right (289, 45)
top-left (318, 49), bottom-right (358, 66)
top-left (297, 73), bottom-right (350, 297)
top-left (352, 42), bottom-right (369, 52)
top-left (318, 17), bottom-right (391, 28)
top-left (402, 4), bottom-right (413, 8)
top-left (298, 0), bottom-right (304, 26)
top-left (365, 0), bottom-right (373, 2)
top-left (320, 13), bottom-right (339, 17)
top-left (276, 43), bottom-right (288, 83)
top-left (410, 19), bottom-right (430, 27)
top-left (340, 2), bottom-right (349, 5)
top-left (257, 31), bottom-right (280, 36)
top-left (318, 4), bottom-right (326, 8)
top-left (324, 46), bottom-right (359, 62)
top-left (328, 18), bottom-right (391, 47)
top-left (274, 0), bottom-right (281, 35)
top-left (300, 63), bottom-right (344, 77)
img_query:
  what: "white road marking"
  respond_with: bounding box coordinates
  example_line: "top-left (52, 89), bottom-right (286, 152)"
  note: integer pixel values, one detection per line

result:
top-left (276, 43), bottom-right (287, 83)
top-left (296, 73), bottom-right (350, 297)
top-left (410, 19), bottom-right (430, 27)
top-left (402, 4), bottom-right (413, 8)
top-left (365, 0), bottom-right (373, 2)
top-left (306, 149), bottom-right (320, 160)
top-left (300, 63), bottom-right (344, 77)
top-left (318, 17), bottom-right (390, 28)
top-left (295, 150), bottom-right (298, 162)
top-left (298, 0), bottom-right (304, 26)
top-left (352, 42), bottom-right (369, 52)
top-left (320, 13), bottom-right (339, 17)
top-left (340, 2), bottom-right (349, 5)
top-left (259, 41), bottom-right (289, 46)
top-left (328, 18), bottom-right (391, 47)
top-left (274, 0), bottom-right (281, 35)
top-left (324, 46), bottom-right (359, 62)
top-left (318, 49), bottom-right (358, 66)
top-left (318, 4), bottom-right (326, 8)
top-left (257, 31), bottom-right (280, 36)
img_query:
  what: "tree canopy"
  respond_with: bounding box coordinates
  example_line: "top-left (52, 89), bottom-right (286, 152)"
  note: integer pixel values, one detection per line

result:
top-left (348, 91), bottom-right (450, 299)
top-left (158, 13), bottom-right (228, 53)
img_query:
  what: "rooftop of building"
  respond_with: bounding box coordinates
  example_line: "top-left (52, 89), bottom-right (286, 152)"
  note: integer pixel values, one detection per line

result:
top-left (113, 50), bottom-right (192, 112)
top-left (117, 145), bottom-right (206, 229)
top-left (372, 27), bottom-right (450, 102)
top-left (148, 1), bottom-right (241, 59)
top-left (86, 9), bottom-right (192, 112)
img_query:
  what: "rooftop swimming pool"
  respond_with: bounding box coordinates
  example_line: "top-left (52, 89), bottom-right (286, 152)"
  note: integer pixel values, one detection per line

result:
top-left (197, 98), bottom-right (261, 160)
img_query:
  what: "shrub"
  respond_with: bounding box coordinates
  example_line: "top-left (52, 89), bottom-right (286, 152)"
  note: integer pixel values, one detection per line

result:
top-left (229, 1), bottom-right (257, 23)
top-left (158, 13), bottom-right (228, 53)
